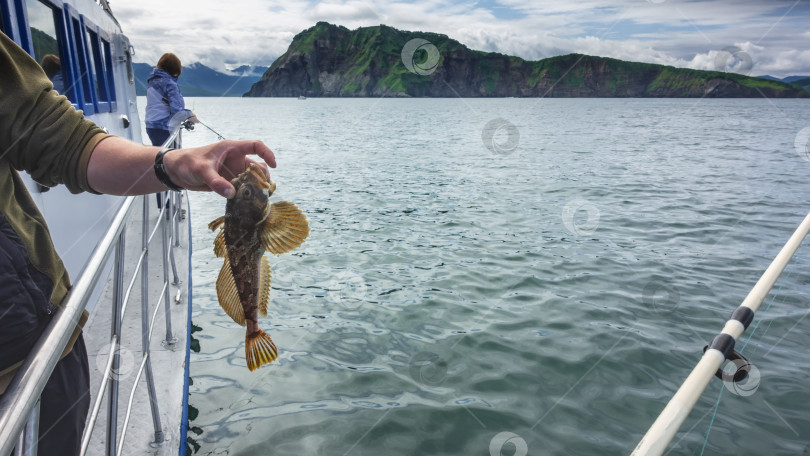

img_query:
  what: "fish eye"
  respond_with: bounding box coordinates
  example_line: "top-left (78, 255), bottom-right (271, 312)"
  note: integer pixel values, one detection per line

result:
top-left (242, 188), bottom-right (252, 198)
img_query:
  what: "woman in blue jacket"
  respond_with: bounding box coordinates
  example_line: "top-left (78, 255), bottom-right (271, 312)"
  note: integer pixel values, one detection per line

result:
top-left (145, 52), bottom-right (198, 207)
top-left (145, 52), bottom-right (197, 145)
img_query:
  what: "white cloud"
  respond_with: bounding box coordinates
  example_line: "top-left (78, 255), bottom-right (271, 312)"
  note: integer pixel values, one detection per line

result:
top-left (307, 1), bottom-right (381, 21)
top-left (682, 41), bottom-right (810, 77)
top-left (115, 0), bottom-right (810, 76)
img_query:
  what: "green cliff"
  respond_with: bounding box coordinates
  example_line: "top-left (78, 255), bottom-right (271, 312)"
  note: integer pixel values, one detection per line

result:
top-left (795, 77), bottom-right (810, 93)
top-left (244, 22), bottom-right (808, 98)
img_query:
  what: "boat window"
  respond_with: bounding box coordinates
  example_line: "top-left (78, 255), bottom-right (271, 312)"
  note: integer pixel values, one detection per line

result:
top-left (24, 0), bottom-right (67, 95)
top-left (85, 27), bottom-right (111, 112)
top-left (70, 16), bottom-right (94, 113)
top-left (100, 37), bottom-right (117, 110)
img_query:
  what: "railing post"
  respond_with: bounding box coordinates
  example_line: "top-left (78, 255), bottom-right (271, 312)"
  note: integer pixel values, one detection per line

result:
top-left (13, 402), bottom-right (39, 456)
top-left (105, 227), bottom-right (126, 456)
top-left (141, 195), bottom-right (164, 444)
top-left (173, 191), bottom-right (181, 247)
top-left (168, 192), bottom-right (181, 286)
top-left (161, 204), bottom-right (177, 348)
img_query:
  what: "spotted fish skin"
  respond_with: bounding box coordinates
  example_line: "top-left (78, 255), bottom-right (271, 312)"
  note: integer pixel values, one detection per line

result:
top-left (209, 163), bottom-right (309, 371)
top-left (223, 173), bottom-right (267, 338)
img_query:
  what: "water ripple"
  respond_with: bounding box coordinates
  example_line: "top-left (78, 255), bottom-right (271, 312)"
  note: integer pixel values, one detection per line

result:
top-left (184, 98), bottom-right (810, 456)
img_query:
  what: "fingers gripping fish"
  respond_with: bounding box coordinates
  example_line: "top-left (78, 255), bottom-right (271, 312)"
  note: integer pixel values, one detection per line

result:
top-left (208, 164), bottom-right (309, 371)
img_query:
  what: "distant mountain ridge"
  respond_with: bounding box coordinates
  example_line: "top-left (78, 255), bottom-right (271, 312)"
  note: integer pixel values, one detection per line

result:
top-left (133, 62), bottom-right (266, 97)
top-left (757, 75), bottom-right (810, 93)
top-left (229, 64), bottom-right (269, 77)
top-left (791, 77), bottom-right (810, 93)
top-left (757, 75), bottom-right (810, 83)
top-left (245, 22), bottom-right (808, 98)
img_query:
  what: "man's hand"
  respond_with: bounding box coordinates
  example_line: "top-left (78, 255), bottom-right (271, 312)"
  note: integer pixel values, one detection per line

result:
top-left (164, 140), bottom-right (276, 198)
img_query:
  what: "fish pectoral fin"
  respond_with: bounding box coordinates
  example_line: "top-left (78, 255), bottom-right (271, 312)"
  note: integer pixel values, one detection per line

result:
top-left (208, 216), bottom-right (225, 232)
top-left (246, 329), bottom-right (278, 371)
top-left (259, 201), bottom-right (310, 255)
top-left (216, 257), bottom-right (246, 326)
top-left (258, 256), bottom-right (272, 317)
top-left (213, 229), bottom-right (227, 258)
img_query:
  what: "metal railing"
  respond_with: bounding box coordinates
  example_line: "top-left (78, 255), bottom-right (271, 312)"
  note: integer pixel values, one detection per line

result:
top-left (0, 127), bottom-right (188, 456)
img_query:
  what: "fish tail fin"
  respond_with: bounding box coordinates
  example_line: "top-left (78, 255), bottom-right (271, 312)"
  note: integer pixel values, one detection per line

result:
top-left (245, 329), bottom-right (278, 371)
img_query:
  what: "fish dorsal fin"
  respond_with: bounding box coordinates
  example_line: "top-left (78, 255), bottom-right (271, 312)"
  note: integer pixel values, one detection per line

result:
top-left (216, 257), bottom-right (246, 326)
top-left (258, 256), bottom-right (272, 317)
top-left (259, 201), bottom-right (310, 255)
top-left (212, 229), bottom-right (226, 258)
top-left (208, 216), bottom-right (225, 232)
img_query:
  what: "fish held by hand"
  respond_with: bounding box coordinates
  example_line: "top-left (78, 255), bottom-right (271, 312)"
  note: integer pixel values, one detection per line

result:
top-left (208, 163), bottom-right (309, 371)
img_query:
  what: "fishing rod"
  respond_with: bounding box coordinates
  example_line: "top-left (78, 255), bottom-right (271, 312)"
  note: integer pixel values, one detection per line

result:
top-left (631, 211), bottom-right (810, 456)
top-left (183, 118), bottom-right (226, 140)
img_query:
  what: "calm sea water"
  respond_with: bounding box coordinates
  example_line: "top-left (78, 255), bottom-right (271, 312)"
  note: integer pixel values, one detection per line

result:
top-left (169, 97), bottom-right (810, 456)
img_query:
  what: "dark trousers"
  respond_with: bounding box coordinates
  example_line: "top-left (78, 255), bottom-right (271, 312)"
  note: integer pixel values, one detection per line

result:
top-left (146, 128), bottom-right (171, 209)
top-left (38, 333), bottom-right (90, 455)
top-left (146, 128), bottom-right (170, 147)
top-left (0, 335), bottom-right (89, 456)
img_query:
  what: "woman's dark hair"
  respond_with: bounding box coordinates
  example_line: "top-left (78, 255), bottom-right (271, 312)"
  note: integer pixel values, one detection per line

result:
top-left (40, 54), bottom-right (61, 78)
top-left (157, 53), bottom-right (182, 77)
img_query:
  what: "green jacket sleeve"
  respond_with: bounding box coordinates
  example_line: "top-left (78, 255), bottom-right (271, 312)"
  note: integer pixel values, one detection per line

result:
top-left (0, 31), bottom-right (108, 194)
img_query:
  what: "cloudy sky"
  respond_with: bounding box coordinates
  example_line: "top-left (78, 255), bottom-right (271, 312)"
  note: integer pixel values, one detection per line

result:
top-left (114, 0), bottom-right (810, 77)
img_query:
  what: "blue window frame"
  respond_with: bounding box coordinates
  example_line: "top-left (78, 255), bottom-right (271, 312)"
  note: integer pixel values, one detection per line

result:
top-left (65, 8), bottom-right (94, 114)
top-left (57, 6), bottom-right (82, 107)
top-left (84, 23), bottom-right (111, 112)
top-left (0, 0), bottom-right (31, 52)
top-left (1, 0), bottom-right (116, 113)
top-left (4, 0), bottom-right (71, 97)
top-left (100, 35), bottom-right (116, 111)
top-left (0, 3), bottom-right (9, 36)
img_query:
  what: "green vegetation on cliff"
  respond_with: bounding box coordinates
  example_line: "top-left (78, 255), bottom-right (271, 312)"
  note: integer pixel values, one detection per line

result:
top-left (245, 22), bottom-right (808, 98)
top-left (795, 77), bottom-right (810, 93)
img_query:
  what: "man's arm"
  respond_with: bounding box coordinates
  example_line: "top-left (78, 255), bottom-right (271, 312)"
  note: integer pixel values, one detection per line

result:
top-left (86, 136), bottom-right (276, 198)
top-left (1, 32), bottom-right (275, 198)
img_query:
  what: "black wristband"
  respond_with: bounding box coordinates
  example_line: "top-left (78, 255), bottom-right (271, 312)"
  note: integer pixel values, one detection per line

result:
top-left (154, 147), bottom-right (183, 191)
